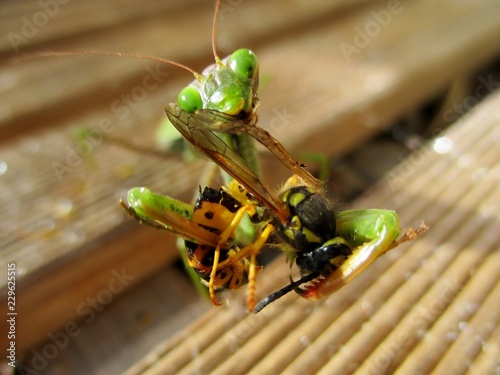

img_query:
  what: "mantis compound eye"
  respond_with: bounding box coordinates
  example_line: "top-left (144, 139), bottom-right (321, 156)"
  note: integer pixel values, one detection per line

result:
top-left (178, 86), bottom-right (203, 113)
top-left (228, 48), bottom-right (259, 80)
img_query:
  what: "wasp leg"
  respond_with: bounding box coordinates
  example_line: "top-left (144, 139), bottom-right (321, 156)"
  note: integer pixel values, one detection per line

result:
top-left (212, 222), bottom-right (275, 310)
top-left (208, 204), bottom-right (257, 306)
top-left (239, 223), bottom-right (274, 312)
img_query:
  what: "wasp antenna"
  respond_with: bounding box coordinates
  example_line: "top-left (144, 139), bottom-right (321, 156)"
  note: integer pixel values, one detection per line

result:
top-left (212, 0), bottom-right (221, 63)
top-left (13, 50), bottom-right (199, 77)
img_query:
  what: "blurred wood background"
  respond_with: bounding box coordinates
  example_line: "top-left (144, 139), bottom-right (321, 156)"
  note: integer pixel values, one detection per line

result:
top-left (0, 0), bottom-right (499, 374)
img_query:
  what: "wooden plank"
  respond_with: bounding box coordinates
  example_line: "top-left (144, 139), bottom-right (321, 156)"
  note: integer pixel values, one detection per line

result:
top-left (257, 0), bottom-right (500, 156)
top-left (0, 0), bottom-right (189, 53)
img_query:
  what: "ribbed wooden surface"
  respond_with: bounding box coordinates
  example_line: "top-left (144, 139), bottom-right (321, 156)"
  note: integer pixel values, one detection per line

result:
top-left (125, 88), bottom-right (500, 375)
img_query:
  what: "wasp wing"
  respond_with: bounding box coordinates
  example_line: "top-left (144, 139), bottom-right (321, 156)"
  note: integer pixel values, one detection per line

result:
top-left (191, 108), bottom-right (321, 190)
top-left (166, 104), bottom-right (290, 223)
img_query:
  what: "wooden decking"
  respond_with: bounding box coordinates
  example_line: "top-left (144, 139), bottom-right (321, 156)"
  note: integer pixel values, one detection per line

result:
top-left (0, 0), bottom-right (499, 373)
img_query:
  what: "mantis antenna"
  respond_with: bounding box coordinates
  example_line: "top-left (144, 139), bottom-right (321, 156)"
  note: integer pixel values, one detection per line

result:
top-left (14, 0), bottom-right (226, 78)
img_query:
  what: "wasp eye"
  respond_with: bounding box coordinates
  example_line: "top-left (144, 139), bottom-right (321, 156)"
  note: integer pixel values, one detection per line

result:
top-left (296, 242), bottom-right (352, 274)
top-left (178, 86), bottom-right (203, 113)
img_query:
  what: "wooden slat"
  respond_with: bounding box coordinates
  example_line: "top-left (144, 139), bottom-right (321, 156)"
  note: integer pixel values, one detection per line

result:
top-left (124, 87), bottom-right (500, 375)
top-left (0, 0), bottom-right (189, 53)
top-left (258, 0), bottom-right (500, 156)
